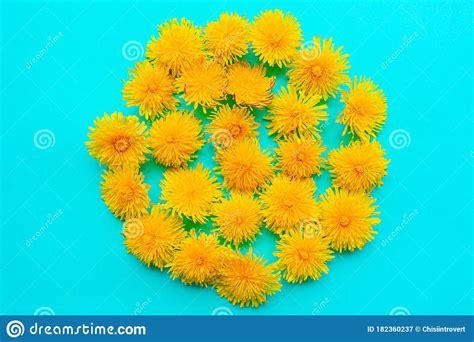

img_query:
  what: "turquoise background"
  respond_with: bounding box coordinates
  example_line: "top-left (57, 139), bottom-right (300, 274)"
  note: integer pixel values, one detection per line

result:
top-left (1, 0), bottom-right (472, 315)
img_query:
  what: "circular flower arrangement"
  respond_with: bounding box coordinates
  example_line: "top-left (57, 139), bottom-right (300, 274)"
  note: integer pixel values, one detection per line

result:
top-left (86, 9), bottom-right (389, 308)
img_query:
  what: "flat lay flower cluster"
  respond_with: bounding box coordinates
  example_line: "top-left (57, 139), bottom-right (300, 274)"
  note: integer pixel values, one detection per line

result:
top-left (86, 9), bottom-right (389, 307)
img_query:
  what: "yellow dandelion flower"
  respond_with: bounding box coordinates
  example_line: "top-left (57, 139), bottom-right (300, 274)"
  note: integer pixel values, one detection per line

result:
top-left (215, 138), bottom-right (273, 193)
top-left (149, 110), bottom-right (204, 167)
top-left (328, 140), bottom-right (389, 193)
top-left (123, 205), bottom-right (186, 269)
top-left (160, 163), bottom-right (221, 223)
top-left (226, 62), bottom-right (275, 108)
top-left (207, 104), bottom-right (259, 147)
top-left (260, 175), bottom-right (320, 235)
top-left (266, 86), bottom-right (328, 139)
top-left (276, 136), bottom-right (326, 179)
top-left (100, 167), bottom-right (150, 220)
top-left (249, 9), bottom-right (302, 67)
top-left (216, 248), bottom-right (281, 307)
top-left (212, 192), bottom-right (263, 246)
top-left (86, 112), bottom-right (149, 169)
top-left (204, 13), bottom-right (249, 65)
top-left (320, 188), bottom-right (380, 252)
top-left (275, 231), bottom-right (333, 283)
top-left (146, 18), bottom-right (204, 76)
top-left (175, 59), bottom-right (226, 111)
top-left (337, 76), bottom-right (387, 140)
top-left (168, 229), bottom-right (228, 286)
top-left (288, 37), bottom-right (350, 100)
top-left (123, 60), bottom-right (178, 120)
